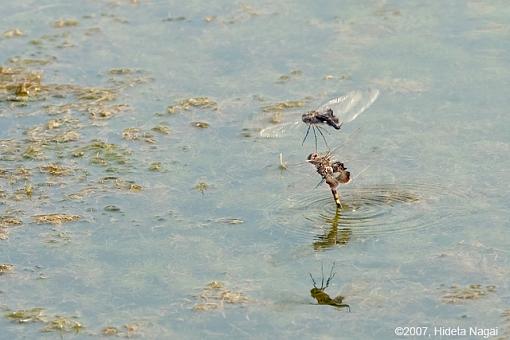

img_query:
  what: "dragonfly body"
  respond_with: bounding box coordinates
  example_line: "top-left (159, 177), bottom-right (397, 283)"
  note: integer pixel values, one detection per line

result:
top-left (302, 108), bottom-right (342, 130)
top-left (307, 152), bottom-right (351, 208)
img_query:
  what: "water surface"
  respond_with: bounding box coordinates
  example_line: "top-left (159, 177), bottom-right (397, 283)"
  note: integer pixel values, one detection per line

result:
top-left (1, 1), bottom-right (509, 339)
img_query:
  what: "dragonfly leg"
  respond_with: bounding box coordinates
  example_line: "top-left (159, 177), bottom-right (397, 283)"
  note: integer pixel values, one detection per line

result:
top-left (316, 126), bottom-right (330, 150)
top-left (302, 124), bottom-right (311, 146)
top-left (312, 126), bottom-right (318, 152)
top-left (314, 177), bottom-right (325, 189)
top-left (334, 303), bottom-right (350, 312)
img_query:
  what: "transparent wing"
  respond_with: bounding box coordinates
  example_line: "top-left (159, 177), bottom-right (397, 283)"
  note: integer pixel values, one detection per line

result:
top-left (316, 88), bottom-right (379, 124)
top-left (259, 120), bottom-right (302, 138)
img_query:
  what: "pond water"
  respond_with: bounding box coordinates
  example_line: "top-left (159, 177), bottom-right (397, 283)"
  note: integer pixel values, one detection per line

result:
top-left (1, 1), bottom-right (509, 339)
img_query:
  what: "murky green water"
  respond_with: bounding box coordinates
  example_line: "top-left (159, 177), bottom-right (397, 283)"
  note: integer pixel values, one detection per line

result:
top-left (1, 1), bottom-right (509, 339)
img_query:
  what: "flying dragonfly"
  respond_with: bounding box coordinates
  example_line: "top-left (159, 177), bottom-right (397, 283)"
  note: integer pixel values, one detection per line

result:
top-left (259, 89), bottom-right (379, 150)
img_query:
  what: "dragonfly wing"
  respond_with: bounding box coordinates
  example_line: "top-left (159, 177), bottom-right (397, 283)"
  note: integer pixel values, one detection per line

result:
top-left (316, 88), bottom-right (379, 124)
top-left (259, 121), bottom-right (301, 138)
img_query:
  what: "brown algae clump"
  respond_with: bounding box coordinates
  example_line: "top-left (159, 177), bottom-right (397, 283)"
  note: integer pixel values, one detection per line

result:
top-left (0, 263), bottom-right (15, 274)
top-left (52, 19), bottom-right (79, 28)
top-left (442, 284), bottom-right (496, 304)
top-left (33, 214), bottom-right (80, 225)
top-left (0, 216), bottom-right (22, 227)
top-left (262, 100), bottom-right (305, 113)
top-left (193, 281), bottom-right (248, 311)
top-left (167, 97), bottom-right (218, 113)
top-left (102, 326), bottom-right (119, 336)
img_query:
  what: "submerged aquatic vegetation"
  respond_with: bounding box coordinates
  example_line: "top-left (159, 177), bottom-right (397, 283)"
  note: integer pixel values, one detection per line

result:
top-left (5, 308), bottom-right (84, 333)
top-left (441, 284), bottom-right (496, 304)
top-left (33, 214), bottom-right (80, 225)
top-left (107, 67), bottom-right (152, 87)
top-left (3, 28), bottom-right (24, 38)
top-left (167, 97), bottom-right (218, 113)
top-left (261, 99), bottom-right (305, 113)
top-left (13, 182), bottom-right (33, 200)
top-left (148, 162), bottom-right (162, 171)
top-left (6, 308), bottom-right (45, 323)
top-left (275, 70), bottom-right (302, 84)
top-left (42, 316), bottom-right (84, 333)
top-left (87, 103), bottom-right (130, 119)
top-left (22, 143), bottom-right (45, 160)
top-left (194, 182), bottom-right (209, 195)
top-left (102, 326), bottom-right (119, 336)
top-left (191, 121), bottom-right (210, 128)
top-left (101, 324), bottom-right (139, 337)
top-left (104, 205), bottom-right (121, 212)
top-left (52, 19), bottom-right (79, 28)
top-left (40, 164), bottom-right (72, 176)
top-left (122, 127), bottom-right (156, 144)
top-left (0, 216), bottom-right (23, 239)
top-left (108, 68), bottom-right (134, 75)
top-left (151, 124), bottom-right (170, 134)
top-left (75, 87), bottom-right (116, 102)
top-left (51, 130), bottom-right (80, 143)
top-left (44, 231), bottom-right (72, 244)
top-left (98, 176), bottom-right (143, 192)
top-left (72, 140), bottom-right (132, 167)
top-left (193, 281), bottom-right (248, 312)
top-left (0, 66), bottom-right (42, 101)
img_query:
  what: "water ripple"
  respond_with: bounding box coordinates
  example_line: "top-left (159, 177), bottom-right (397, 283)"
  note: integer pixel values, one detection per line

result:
top-left (265, 183), bottom-right (468, 246)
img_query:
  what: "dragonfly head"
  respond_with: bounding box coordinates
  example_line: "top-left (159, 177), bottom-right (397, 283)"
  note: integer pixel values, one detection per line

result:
top-left (301, 111), bottom-right (317, 124)
top-left (307, 152), bottom-right (319, 162)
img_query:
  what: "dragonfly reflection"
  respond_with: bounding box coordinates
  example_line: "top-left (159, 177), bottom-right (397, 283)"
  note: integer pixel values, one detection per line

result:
top-left (260, 89), bottom-right (379, 150)
top-left (309, 262), bottom-right (350, 311)
top-left (313, 208), bottom-right (352, 251)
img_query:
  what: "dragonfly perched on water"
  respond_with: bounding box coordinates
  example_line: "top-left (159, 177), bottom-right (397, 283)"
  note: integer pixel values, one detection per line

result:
top-left (259, 88), bottom-right (380, 150)
top-left (307, 150), bottom-right (351, 209)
